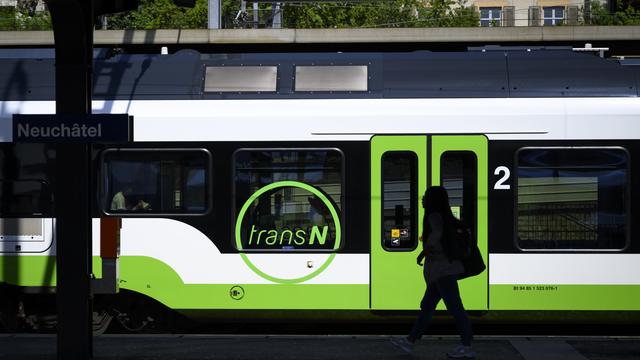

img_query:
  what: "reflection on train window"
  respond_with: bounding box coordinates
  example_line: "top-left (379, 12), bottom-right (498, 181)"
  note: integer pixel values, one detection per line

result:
top-left (382, 152), bottom-right (417, 251)
top-left (441, 151), bottom-right (477, 230)
top-left (0, 179), bottom-right (50, 216)
top-left (102, 150), bottom-right (210, 215)
top-left (516, 148), bottom-right (629, 250)
top-left (234, 149), bottom-right (343, 252)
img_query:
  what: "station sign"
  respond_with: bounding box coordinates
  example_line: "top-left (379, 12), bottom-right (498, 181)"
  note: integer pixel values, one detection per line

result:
top-left (12, 114), bottom-right (132, 143)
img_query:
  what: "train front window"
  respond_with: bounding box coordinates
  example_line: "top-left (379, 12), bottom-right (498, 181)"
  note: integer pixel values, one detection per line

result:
top-left (234, 149), bottom-right (343, 252)
top-left (102, 149), bottom-right (210, 215)
top-left (516, 148), bottom-right (629, 250)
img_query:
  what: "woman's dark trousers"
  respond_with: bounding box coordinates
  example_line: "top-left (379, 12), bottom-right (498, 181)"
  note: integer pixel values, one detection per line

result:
top-left (408, 274), bottom-right (473, 346)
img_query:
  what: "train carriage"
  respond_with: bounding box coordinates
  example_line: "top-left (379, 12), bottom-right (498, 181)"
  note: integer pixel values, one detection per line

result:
top-left (0, 47), bottom-right (639, 331)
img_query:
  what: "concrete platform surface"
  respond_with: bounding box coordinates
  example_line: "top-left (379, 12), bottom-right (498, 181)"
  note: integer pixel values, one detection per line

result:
top-left (0, 334), bottom-right (638, 360)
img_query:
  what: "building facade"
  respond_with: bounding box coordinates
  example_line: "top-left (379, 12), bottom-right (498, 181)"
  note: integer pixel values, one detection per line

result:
top-left (471, 0), bottom-right (605, 26)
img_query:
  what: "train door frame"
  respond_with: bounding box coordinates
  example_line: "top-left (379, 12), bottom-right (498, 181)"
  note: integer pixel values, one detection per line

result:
top-left (431, 135), bottom-right (489, 311)
top-left (370, 135), bottom-right (488, 310)
top-left (370, 135), bottom-right (427, 310)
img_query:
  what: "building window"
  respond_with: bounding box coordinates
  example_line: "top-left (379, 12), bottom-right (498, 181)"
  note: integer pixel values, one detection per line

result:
top-left (543, 6), bottom-right (565, 25)
top-left (516, 148), bottom-right (629, 251)
top-left (382, 152), bottom-right (417, 251)
top-left (102, 149), bottom-right (210, 215)
top-left (234, 149), bottom-right (343, 252)
top-left (480, 7), bottom-right (502, 27)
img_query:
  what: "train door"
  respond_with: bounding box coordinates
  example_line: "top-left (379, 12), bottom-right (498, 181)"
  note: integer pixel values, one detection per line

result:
top-left (370, 135), bottom-right (488, 310)
top-left (370, 136), bottom-right (427, 310)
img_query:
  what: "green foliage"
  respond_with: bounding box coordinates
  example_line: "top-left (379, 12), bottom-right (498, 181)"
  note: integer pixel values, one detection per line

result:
top-left (106, 0), bottom-right (210, 29)
top-left (590, 1), bottom-right (640, 25)
top-left (282, 0), bottom-right (418, 28)
top-left (415, 0), bottom-right (479, 27)
top-left (221, 0), bottom-right (241, 28)
top-left (0, 6), bottom-right (51, 30)
top-left (16, 10), bottom-right (51, 30)
top-left (282, 0), bottom-right (478, 28)
top-left (0, 7), bottom-right (14, 30)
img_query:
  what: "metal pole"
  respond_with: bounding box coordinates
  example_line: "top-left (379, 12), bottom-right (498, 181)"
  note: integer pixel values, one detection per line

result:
top-left (46, 0), bottom-right (93, 358)
top-left (272, 2), bottom-right (281, 29)
top-left (208, 0), bottom-right (221, 29)
top-left (253, 2), bottom-right (259, 28)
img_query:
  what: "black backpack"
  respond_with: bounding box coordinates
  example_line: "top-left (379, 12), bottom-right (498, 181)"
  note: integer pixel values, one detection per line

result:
top-left (445, 219), bottom-right (473, 261)
top-left (444, 218), bottom-right (486, 280)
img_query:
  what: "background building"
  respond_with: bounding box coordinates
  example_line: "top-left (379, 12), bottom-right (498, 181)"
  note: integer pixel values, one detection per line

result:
top-left (471, 0), bottom-right (608, 26)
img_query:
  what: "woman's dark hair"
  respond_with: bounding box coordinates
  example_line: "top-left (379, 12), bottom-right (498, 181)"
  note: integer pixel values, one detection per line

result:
top-left (421, 186), bottom-right (456, 244)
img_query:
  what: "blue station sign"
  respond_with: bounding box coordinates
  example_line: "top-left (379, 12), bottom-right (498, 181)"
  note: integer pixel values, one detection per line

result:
top-left (12, 114), bottom-right (132, 143)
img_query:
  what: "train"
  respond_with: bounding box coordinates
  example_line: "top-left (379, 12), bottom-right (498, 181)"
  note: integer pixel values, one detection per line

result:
top-left (0, 47), bottom-right (639, 333)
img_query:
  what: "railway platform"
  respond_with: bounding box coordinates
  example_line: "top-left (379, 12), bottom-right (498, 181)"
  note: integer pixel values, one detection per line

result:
top-left (1, 334), bottom-right (638, 360)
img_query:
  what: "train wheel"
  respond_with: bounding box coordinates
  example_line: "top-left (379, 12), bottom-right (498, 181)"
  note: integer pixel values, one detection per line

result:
top-left (93, 311), bottom-right (113, 335)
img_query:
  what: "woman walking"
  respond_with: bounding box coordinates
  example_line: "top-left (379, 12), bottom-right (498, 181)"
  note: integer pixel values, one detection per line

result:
top-left (391, 186), bottom-right (475, 358)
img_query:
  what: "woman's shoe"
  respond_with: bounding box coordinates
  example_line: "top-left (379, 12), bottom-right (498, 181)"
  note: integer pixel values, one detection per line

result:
top-left (390, 337), bottom-right (414, 354)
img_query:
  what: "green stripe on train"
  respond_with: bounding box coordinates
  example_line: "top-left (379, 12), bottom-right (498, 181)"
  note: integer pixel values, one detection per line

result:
top-left (3, 256), bottom-right (640, 310)
top-left (0, 255), bottom-right (369, 310)
top-left (490, 284), bottom-right (640, 310)
top-left (0, 256), bottom-right (57, 287)
top-left (118, 256), bottom-right (369, 310)
top-left (0, 256), bottom-right (103, 287)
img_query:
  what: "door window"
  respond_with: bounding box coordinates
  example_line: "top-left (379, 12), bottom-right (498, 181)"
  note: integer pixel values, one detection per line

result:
top-left (382, 152), bottom-right (418, 251)
top-left (440, 151), bottom-right (477, 230)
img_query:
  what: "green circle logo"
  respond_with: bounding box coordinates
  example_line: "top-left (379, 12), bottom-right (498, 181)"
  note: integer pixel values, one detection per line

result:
top-left (235, 181), bottom-right (341, 284)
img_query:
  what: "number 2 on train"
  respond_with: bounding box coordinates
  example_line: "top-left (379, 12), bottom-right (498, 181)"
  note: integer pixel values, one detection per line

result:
top-left (494, 166), bottom-right (511, 190)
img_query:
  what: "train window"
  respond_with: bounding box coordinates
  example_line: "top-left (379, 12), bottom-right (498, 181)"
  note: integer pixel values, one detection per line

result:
top-left (441, 152), bottom-right (477, 226)
top-left (516, 147), bottom-right (629, 251)
top-left (102, 149), bottom-right (210, 215)
top-left (382, 152), bottom-right (417, 251)
top-left (0, 179), bottom-right (50, 216)
top-left (234, 149), bottom-right (343, 252)
top-left (204, 66), bottom-right (278, 92)
top-left (294, 66), bottom-right (368, 92)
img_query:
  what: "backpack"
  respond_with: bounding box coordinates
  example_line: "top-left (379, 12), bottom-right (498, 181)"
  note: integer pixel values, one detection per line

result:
top-left (445, 218), bottom-right (473, 261)
top-left (445, 218), bottom-right (486, 280)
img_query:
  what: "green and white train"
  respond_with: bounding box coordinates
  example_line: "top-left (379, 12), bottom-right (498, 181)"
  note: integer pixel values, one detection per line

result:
top-left (0, 47), bottom-right (638, 331)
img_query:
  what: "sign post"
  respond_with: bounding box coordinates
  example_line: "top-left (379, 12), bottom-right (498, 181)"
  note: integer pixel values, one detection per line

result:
top-left (45, 0), bottom-right (94, 357)
top-left (42, 1), bottom-right (184, 357)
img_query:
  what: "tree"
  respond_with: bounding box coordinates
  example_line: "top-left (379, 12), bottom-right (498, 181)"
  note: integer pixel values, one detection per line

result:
top-left (106, 0), bottom-right (211, 29)
top-left (0, 5), bottom-right (52, 30)
top-left (17, 0), bottom-right (40, 16)
top-left (1, 0), bottom-right (480, 30)
top-left (282, 0), bottom-right (478, 29)
top-left (590, 0), bottom-right (640, 25)
top-left (281, 0), bottom-right (419, 28)
top-left (416, 0), bottom-right (479, 27)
